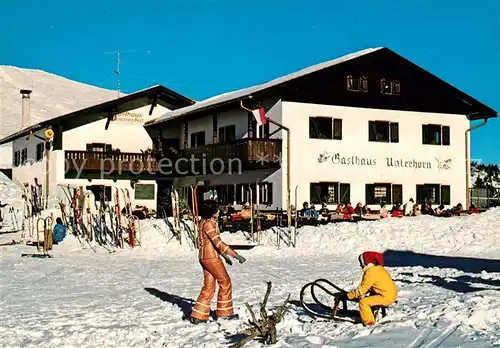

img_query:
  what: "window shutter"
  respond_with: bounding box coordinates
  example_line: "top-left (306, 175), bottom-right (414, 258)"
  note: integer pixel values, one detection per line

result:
top-left (442, 126), bottom-right (450, 146)
top-left (392, 184), bottom-right (403, 205)
top-left (369, 121), bottom-right (377, 141)
top-left (265, 183), bottom-right (273, 205)
top-left (434, 185), bottom-right (440, 205)
top-left (218, 127), bottom-right (225, 144)
top-left (393, 80), bottom-right (401, 95)
top-left (361, 76), bottom-right (368, 92)
top-left (416, 185), bottom-right (425, 204)
top-left (333, 119), bottom-right (342, 140)
top-left (309, 118), bottom-right (319, 138)
top-left (441, 185), bottom-right (451, 205)
top-left (310, 183), bottom-right (321, 204)
top-left (386, 184), bottom-right (392, 204)
top-left (334, 184), bottom-right (340, 204)
top-left (390, 122), bottom-right (399, 143)
top-left (365, 184), bottom-right (375, 204)
top-left (340, 183), bottom-right (350, 203)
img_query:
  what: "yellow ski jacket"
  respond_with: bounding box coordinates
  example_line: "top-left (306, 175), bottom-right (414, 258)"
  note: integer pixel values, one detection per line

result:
top-left (347, 264), bottom-right (398, 302)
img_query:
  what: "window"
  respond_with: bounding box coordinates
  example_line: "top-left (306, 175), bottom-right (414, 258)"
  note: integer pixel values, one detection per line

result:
top-left (422, 125), bottom-right (450, 146)
top-left (309, 117), bottom-right (342, 140)
top-left (310, 182), bottom-right (350, 204)
top-left (339, 183), bottom-right (351, 204)
top-left (86, 143), bottom-right (112, 152)
top-left (392, 184), bottom-right (403, 205)
top-left (259, 183), bottom-right (273, 205)
top-left (380, 78), bottom-right (400, 95)
top-left (13, 151), bottom-right (20, 167)
top-left (218, 125), bottom-right (236, 144)
top-left (416, 184), bottom-right (441, 204)
top-left (441, 185), bottom-right (451, 205)
top-left (36, 143), bottom-right (45, 161)
top-left (366, 183), bottom-right (394, 204)
top-left (86, 185), bottom-right (112, 201)
top-left (346, 75), bottom-right (368, 92)
top-left (134, 184), bottom-right (155, 200)
top-left (369, 121), bottom-right (399, 143)
top-left (21, 148), bottom-right (27, 165)
top-left (190, 131), bottom-right (205, 148)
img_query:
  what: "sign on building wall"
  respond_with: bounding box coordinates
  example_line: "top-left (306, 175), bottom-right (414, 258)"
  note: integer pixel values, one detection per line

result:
top-left (317, 151), bottom-right (452, 171)
top-left (112, 111), bottom-right (144, 124)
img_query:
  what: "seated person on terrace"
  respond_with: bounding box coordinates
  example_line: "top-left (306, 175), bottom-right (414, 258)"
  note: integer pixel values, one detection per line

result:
top-left (301, 202), bottom-right (311, 218)
top-left (319, 202), bottom-right (330, 216)
top-left (362, 205), bottom-right (371, 215)
top-left (434, 204), bottom-right (445, 216)
top-left (412, 204), bottom-right (421, 216)
top-left (391, 203), bottom-right (403, 217)
top-left (379, 202), bottom-right (389, 218)
top-left (239, 203), bottom-right (252, 219)
top-left (354, 202), bottom-right (364, 216)
top-left (468, 204), bottom-right (480, 214)
top-left (343, 202), bottom-right (356, 219)
top-left (450, 203), bottom-right (464, 216)
top-left (309, 204), bottom-right (319, 218)
top-left (421, 201), bottom-right (434, 215)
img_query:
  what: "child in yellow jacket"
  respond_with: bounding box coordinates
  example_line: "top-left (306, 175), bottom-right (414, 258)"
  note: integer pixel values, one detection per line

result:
top-left (345, 251), bottom-right (398, 326)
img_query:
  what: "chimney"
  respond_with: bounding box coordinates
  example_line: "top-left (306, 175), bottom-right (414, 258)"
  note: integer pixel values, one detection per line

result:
top-left (20, 89), bottom-right (32, 129)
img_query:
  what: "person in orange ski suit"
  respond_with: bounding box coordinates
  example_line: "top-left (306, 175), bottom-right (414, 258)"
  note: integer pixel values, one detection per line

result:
top-left (337, 251), bottom-right (397, 326)
top-left (189, 200), bottom-right (246, 324)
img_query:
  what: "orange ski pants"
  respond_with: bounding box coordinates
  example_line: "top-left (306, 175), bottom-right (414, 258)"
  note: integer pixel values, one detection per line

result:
top-left (190, 258), bottom-right (234, 320)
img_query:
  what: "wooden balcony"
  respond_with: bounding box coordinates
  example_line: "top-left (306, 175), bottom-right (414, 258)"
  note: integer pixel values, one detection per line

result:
top-left (65, 151), bottom-right (158, 177)
top-left (64, 139), bottom-right (282, 178)
top-left (159, 138), bottom-right (283, 175)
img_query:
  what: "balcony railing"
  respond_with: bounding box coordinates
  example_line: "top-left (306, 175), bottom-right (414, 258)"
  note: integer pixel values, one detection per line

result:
top-left (161, 139), bottom-right (282, 174)
top-left (65, 151), bottom-right (158, 173)
top-left (65, 138), bottom-right (282, 177)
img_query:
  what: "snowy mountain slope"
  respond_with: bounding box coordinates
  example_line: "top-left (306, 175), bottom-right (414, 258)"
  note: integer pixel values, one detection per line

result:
top-left (0, 66), bottom-right (119, 167)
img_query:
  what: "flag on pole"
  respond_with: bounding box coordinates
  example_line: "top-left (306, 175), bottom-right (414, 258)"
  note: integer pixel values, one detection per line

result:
top-left (252, 107), bottom-right (267, 126)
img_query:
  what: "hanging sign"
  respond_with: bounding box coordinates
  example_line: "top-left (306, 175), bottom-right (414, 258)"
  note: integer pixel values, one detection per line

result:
top-left (112, 111), bottom-right (144, 124)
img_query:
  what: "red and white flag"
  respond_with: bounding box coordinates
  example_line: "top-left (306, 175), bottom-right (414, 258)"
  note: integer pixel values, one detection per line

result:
top-left (252, 107), bottom-right (267, 126)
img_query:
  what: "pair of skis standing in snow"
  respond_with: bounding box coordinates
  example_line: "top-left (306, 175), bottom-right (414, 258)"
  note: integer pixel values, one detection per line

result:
top-left (188, 200), bottom-right (398, 326)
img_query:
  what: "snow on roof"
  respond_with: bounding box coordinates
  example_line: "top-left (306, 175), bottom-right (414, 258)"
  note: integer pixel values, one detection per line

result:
top-left (147, 47), bottom-right (384, 125)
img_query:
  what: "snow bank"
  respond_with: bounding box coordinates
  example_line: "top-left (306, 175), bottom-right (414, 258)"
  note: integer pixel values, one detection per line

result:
top-left (248, 209), bottom-right (500, 259)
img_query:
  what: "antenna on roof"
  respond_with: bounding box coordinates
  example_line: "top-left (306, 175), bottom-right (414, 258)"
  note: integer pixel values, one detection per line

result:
top-left (104, 49), bottom-right (143, 97)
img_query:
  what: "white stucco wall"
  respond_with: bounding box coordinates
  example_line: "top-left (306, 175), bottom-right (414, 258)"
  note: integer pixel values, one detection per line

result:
top-left (63, 104), bottom-right (168, 153)
top-left (11, 104), bottom-right (167, 210)
top-left (281, 102), bottom-right (470, 209)
top-left (11, 129), bottom-right (49, 188)
top-left (185, 107), bottom-right (248, 148)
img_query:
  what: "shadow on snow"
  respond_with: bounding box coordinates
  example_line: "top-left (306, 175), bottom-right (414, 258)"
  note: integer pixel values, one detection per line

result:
top-left (384, 250), bottom-right (500, 293)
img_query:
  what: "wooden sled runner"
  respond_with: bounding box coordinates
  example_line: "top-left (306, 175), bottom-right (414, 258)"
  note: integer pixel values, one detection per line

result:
top-left (299, 278), bottom-right (391, 323)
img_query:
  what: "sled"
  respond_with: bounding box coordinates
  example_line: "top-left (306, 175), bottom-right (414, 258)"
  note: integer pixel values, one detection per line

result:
top-left (299, 278), bottom-right (390, 323)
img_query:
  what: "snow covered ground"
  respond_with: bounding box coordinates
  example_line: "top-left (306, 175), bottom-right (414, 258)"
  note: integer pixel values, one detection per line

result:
top-left (1, 176), bottom-right (500, 347)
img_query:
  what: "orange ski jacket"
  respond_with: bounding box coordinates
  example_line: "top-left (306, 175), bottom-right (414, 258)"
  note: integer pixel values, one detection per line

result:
top-left (197, 218), bottom-right (237, 260)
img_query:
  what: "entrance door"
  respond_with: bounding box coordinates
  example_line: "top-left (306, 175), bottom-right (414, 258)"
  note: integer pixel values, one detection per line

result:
top-left (156, 180), bottom-right (173, 217)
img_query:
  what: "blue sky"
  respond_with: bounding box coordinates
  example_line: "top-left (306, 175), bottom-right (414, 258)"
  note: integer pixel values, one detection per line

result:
top-left (1, 0), bottom-right (499, 164)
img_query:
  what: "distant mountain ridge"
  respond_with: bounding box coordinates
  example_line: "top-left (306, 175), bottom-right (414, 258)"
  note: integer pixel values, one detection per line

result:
top-left (0, 65), bottom-right (120, 167)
